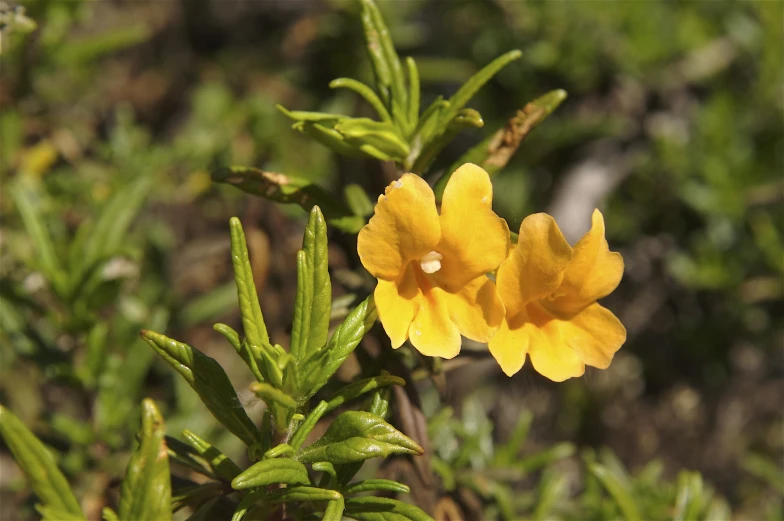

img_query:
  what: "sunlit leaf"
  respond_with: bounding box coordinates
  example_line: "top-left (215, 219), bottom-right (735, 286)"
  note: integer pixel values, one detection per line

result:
top-left (231, 458), bottom-right (310, 490)
top-left (0, 406), bottom-right (84, 519)
top-left (140, 330), bottom-right (261, 447)
top-left (119, 399), bottom-right (171, 521)
top-left (345, 496), bottom-right (435, 521)
top-left (296, 411), bottom-right (422, 464)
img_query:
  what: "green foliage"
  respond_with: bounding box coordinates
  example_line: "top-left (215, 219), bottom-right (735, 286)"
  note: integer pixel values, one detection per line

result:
top-left (118, 399), bottom-right (171, 521)
top-left (0, 406), bottom-right (84, 519)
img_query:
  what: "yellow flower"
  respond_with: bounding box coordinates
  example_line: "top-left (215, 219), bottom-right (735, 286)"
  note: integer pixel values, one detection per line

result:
top-left (489, 210), bottom-right (626, 380)
top-left (358, 164), bottom-right (510, 358)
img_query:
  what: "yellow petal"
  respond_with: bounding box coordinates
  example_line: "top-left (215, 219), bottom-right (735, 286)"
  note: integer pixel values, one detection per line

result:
top-left (496, 213), bottom-right (572, 319)
top-left (408, 287), bottom-right (461, 359)
top-left (554, 209), bottom-right (624, 315)
top-left (527, 324), bottom-right (585, 382)
top-left (558, 303), bottom-right (626, 369)
top-left (374, 264), bottom-right (421, 349)
top-left (443, 275), bottom-right (504, 343)
top-left (488, 314), bottom-right (531, 376)
top-left (358, 174), bottom-right (441, 281)
top-left (434, 163), bottom-right (510, 292)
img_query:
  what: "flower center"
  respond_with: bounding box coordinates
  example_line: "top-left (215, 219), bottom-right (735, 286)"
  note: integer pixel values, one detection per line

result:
top-left (419, 251), bottom-right (443, 274)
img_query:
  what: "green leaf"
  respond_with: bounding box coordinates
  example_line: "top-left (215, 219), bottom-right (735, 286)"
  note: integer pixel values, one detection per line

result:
top-left (531, 469), bottom-right (568, 521)
top-left (435, 89), bottom-right (568, 198)
top-left (359, 0), bottom-right (406, 112)
top-left (411, 108), bottom-right (484, 174)
top-left (405, 57), bottom-right (420, 132)
top-left (75, 174), bottom-right (153, 285)
top-left (9, 183), bottom-right (68, 297)
top-left (335, 118), bottom-right (410, 159)
top-left (181, 430), bottom-right (243, 482)
top-left (0, 406), bottom-right (84, 518)
top-left (249, 382), bottom-right (298, 410)
top-left (330, 78), bottom-right (392, 123)
top-left (267, 486), bottom-right (341, 503)
top-left (367, 388), bottom-right (391, 419)
top-left (518, 442), bottom-right (574, 472)
top-left (119, 399), bottom-right (171, 521)
top-left (227, 216), bottom-right (272, 366)
top-left (588, 463), bottom-right (642, 521)
top-left (673, 471), bottom-right (705, 521)
top-left (276, 104), bottom-right (347, 124)
top-left (290, 400), bottom-right (329, 451)
top-left (344, 184), bottom-right (374, 218)
top-left (102, 507), bottom-right (120, 521)
top-left (140, 329), bottom-right (261, 447)
top-left (344, 479), bottom-right (410, 495)
top-left (264, 443), bottom-right (295, 459)
top-left (293, 121), bottom-right (366, 159)
top-left (301, 296), bottom-right (377, 395)
top-left (494, 410), bottom-right (533, 465)
top-left (185, 496), bottom-right (221, 521)
top-left (325, 374), bottom-right (405, 413)
top-left (36, 505), bottom-right (86, 521)
top-left (345, 496), bottom-right (435, 521)
top-left (231, 458), bottom-right (310, 490)
top-left (322, 496), bottom-right (345, 521)
top-left (213, 323), bottom-right (265, 382)
top-left (291, 206), bottom-right (332, 363)
top-left (296, 411), bottom-right (422, 464)
top-left (231, 491), bottom-right (266, 521)
top-left (439, 49), bottom-right (522, 127)
top-left (214, 169), bottom-right (363, 233)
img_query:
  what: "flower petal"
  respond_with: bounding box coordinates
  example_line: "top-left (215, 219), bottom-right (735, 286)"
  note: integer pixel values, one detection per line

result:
top-left (553, 209), bottom-right (624, 315)
top-left (374, 264), bottom-right (421, 349)
top-left (488, 315), bottom-right (531, 376)
top-left (558, 303), bottom-right (626, 369)
top-left (496, 213), bottom-right (572, 319)
top-left (443, 275), bottom-right (504, 343)
top-left (527, 324), bottom-right (585, 382)
top-left (408, 288), bottom-right (461, 359)
top-left (434, 163), bottom-right (510, 291)
top-left (358, 174), bottom-right (441, 280)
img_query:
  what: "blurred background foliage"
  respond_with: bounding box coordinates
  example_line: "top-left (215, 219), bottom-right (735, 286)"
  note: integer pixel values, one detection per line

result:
top-left (0, 0), bottom-right (781, 520)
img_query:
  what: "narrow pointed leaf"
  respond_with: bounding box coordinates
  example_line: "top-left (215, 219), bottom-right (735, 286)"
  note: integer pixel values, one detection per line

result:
top-left (439, 49), bottom-right (522, 126)
top-left (412, 108), bottom-right (484, 174)
top-left (301, 296), bottom-right (377, 395)
top-left (181, 430), bottom-right (243, 482)
top-left (296, 411), bottom-right (422, 464)
top-left (335, 118), bottom-right (410, 159)
top-left (436, 89), bottom-right (568, 198)
top-left (291, 206), bottom-right (331, 362)
top-left (214, 323), bottom-right (265, 382)
top-left (250, 382), bottom-right (298, 409)
top-left (367, 388), bottom-right (391, 419)
top-left (231, 491), bottom-right (266, 521)
top-left (0, 406), bottom-right (84, 518)
top-left (228, 217), bottom-right (271, 352)
top-left (267, 486), bottom-right (341, 503)
top-left (325, 375), bottom-right (405, 413)
top-left (276, 104), bottom-right (347, 124)
top-left (588, 463), bottom-right (642, 521)
top-left (102, 507), bottom-right (119, 521)
top-left (359, 0), bottom-right (406, 110)
top-left (344, 184), bottom-right (374, 218)
top-left (119, 399), bottom-right (171, 521)
top-left (214, 169), bottom-right (363, 233)
top-left (36, 506), bottom-right (85, 521)
top-left (405, 57), bottom-right (420, 131)
top-left (290, 401), bottom-right (329, 451)
top-left (294, 121), bottom-right (366, 158)
top-left (344, 479), bottom-right (410, 495)
top-left (345, 496), bottom-right (435, 521)
top-left (141, 330), bottom-right (260, 447)
top-left (231, 458), bottom-right (310, 490)
top-left (330, 78), bottom-right (392, 123)
top-left (322, 496), bottom-right (345, 521)
top-left (9, 183), bottom-right (68, 297)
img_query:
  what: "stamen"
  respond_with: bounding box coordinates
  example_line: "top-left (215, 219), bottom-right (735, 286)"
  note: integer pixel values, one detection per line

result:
top-left (420, 251), bottom-right (443, 274)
